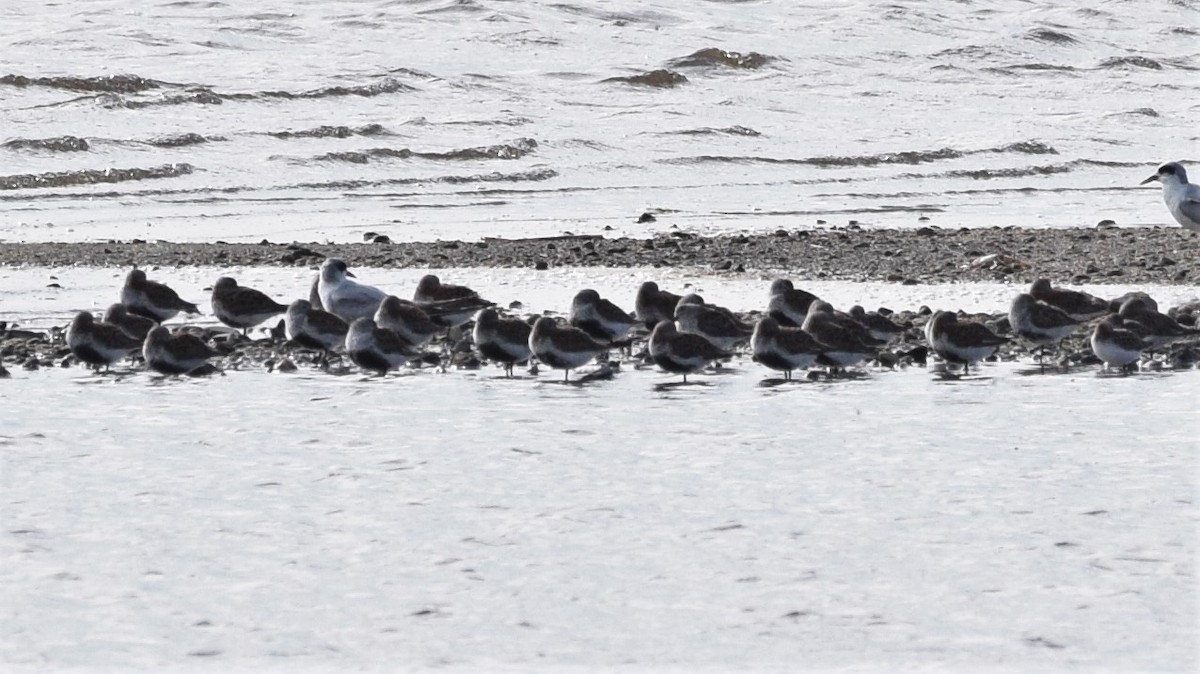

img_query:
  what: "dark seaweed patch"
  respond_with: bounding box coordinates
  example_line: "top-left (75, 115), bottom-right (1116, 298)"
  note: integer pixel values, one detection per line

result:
top-left (0, 74), bottom-right (162, 93)
top-left (601, 69), bottom-right (688, 88)
top-left (0, 164), bottom-right (194, 190)
top-left (668, 48), bottom-right (774, 69)
top-left (2, 136), bottom-right (90, 152)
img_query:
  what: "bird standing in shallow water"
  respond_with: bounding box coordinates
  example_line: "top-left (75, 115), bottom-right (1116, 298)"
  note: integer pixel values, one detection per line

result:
top-left (1008, 293), bottom-right (1081, 371)
top-left (318, 258), bottom-right (388, 323)
top-left (751, 316), bottom-right (823, 380)
top-left (1090, 315), bottom-right (1151, 374)
top-left (143, 326), bottom-right (219, 375)
top-left (67, 311), bottom-right (141, 371)
top-left (121, 269), bottom-right (200, 322)
top-left (473, 308), bottom-right (533, 376)
top-left (649, 321), bottom-right (731, 384)
top-left (1141, 161), bottom-right (1200, 231)
top-left (926, 311), bottom-right (1009, 376)
top-left (210, 277), bottom-right (288, 336)
top-left (529, 317), bottom-right (608, 383)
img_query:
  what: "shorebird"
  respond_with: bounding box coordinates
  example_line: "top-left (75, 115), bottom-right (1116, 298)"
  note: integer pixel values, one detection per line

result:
top-left (1140, 161), bottom-right (1200, 230)
top-left (751, 316), bottom-right (823, 380)
top-left (801, 301), bottom-right (877, 371)
top-left (416, 295), bottom-right (494, 330)
top-left (926, 311), bottom-right (1009, 376)
top-left (767, 279), bottom-right (820, 327)
top-left (673, 296), bottom-right (752, 352)
top-left (1028, 278), bottom-right (1108, 321)
top-left (210, 277), bottom-right (288, 335)
top-left (848, 305), bottom-right (906, 344)
top-left (345, 317), bottom-right (417, 376)
top-left (1090, 314), bottom-right (1151, 373)
top-left (67, 311), bottom-right (141, 370)
top-left (1008, 293), bottom-right (1082, 370)
top-left (414, 274), bottom-right (482, 303)
top-left (317, 258), bottom-right (388, 323)
top-left (569, 289), bottom-right (636, 345)
top-left (472, 308), bottom-right (533, 376)
top-left (648, 320), bottom-right (731, 383)
top-left (143, 326), bottom-right (219, 375)
top-left (121, 269), bottom-right (200, 322)
top-left (635, 281), bottom-right (683, 330)
top-left (285, 299), bottom-right (349, 362)
top-left (102, 303), bottom-right (156, 342)
top-left (375, 296), bottom-right (442, 349)
top-left (1117, 297), bottom-right (1200, 349)
top-left (529, 316), bottom-right (608, 382)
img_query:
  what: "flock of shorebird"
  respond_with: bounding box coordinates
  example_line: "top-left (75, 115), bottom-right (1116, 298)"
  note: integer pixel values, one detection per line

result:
top-left (56, 255), bottom-right (1198, 383)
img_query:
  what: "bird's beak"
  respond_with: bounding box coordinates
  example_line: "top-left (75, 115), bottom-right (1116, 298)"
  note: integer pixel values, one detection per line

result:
top-left (1140, 175), bottom-right (1159, 185)
top-left (347, 271), bottom-right (357, 278)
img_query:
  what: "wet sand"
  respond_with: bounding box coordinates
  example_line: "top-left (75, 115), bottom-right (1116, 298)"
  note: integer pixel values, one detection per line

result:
top-left (1, 226), bottom-right (1196, 286)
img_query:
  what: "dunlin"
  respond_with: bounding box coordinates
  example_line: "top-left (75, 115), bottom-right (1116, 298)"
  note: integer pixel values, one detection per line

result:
top-left (143, 326), bottom-right (219, 375)
top-left (414, 274), bottom-right (483, 303)
top-left (415, 295), bottom-right (494, 329)
top-left (848, 305), bottom-right (905, 344)
top-left (472, 308), bottom-right (533, 376)
top-left (801, 301), bottom-right (877, 370)
top-left (649, 320), bottom-right (731, 383)
top-left (635, 281), bottom-right (683, 330)
top-left (927, 311), bottom-right (1009, 376)
top-left (285, 299), bottom-right (349, 357)
top-left (1008, 293), bottom-right (1081, 368)
top-left (569, 289), bottom-right (636, 344)
top-left (102, 303), bottom-right (156, 342)
top-left (1028, 278), bottom-right (1108, 321)
top-left (375, 296), bottom-right (441, 348)
top-left (211, 277), bottom-right (288, 335)
top-left (1090, 314), bottom-right (1151, 373)
top-left (318, 258), bottom-right (388, 323)
top-left (767, 279), bottom-right (819, 327)
top-left (1118, 297), bottom-right (1200, 349)
top-left (529, 316), bottom-right (608, 382)
top-left (121, 269), bottom-right (200, 322)
top-left (673, 297), bottom-right (751, 352)
top-left (345, 317), bottom-right (417, 375)
top-left (1140, 161), bottom-right (1200, 231)
top-left (751, 316), bottom-right (823, 380)
top-left (67, 311), bottom-right (141, 370)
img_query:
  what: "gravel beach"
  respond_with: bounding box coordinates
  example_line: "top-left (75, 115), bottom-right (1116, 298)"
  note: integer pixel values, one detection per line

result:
top-left (1, 226), bottom-right (1196, 286)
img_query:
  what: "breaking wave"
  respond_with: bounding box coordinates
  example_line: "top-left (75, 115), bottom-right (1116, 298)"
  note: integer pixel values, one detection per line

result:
top-left (0, 164), bottom-right (194, 190)
top-left (664, 141), bottom-right (1058, 167)
top-left (2, 136), bottom-right (90, 152)
top-left (315, 139), bottom-right (538, 163)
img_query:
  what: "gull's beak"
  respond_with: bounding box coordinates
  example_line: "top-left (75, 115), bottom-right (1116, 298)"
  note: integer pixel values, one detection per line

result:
top-left (347, 271), bottom-right (357, 278)
top-left (1140, 174), bottom-right (1159, 185)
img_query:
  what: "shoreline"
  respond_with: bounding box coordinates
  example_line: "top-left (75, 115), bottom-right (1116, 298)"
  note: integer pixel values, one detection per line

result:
top-left (0, 226), bottom-right (1196, 286)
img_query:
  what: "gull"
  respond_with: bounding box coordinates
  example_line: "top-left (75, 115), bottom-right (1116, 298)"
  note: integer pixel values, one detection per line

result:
top-left (317, 258), bottom-right (387, 323)
top-left (1141, 162), bottom-right (1200, 231)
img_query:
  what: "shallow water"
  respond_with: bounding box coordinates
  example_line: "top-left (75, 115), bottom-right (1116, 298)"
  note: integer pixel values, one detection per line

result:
top-left (1, 265), bottom-right (1198, 671)
top-left (1, 352), bottom-right (1196, 671)
top-left (1, 1), bottom-right (1197, 242)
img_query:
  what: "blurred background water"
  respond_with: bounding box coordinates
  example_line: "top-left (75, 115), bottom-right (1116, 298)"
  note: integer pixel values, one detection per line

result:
top-left (0, 0), bottom-right (1197, 242)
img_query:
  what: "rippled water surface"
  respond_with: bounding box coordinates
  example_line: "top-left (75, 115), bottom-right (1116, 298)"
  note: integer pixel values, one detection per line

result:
top-left (1, 1), bottom-right (1197, 242)
top-left (1, 266), bottom-right (1198, 671)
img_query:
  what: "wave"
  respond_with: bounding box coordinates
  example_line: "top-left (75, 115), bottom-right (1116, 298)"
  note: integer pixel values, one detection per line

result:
top-left (0, 74), bottom-right (162, 93)
top-left (663, 141), bottom-right (1058, 168)
top-left (269, 124), bottom-right (389, 139)
top-left (1025, 28), bottom-right (1080, 45)
top-left (147, 133), bottom-right (215, 147)
top-left (2, 136), bottom-right (90, 152)
top-left (601, 70), bottom-right (688, 88)
top-left (667, 48), bottom-right (774, 69)
top-left (1097, 56), bottom-right (1162, 70)
top-left (0, 164), bottom-right (193, 190)
top-left (668, 126), bottom-right (762, 137)
top-left (315, 139), bottom-right (538, 163)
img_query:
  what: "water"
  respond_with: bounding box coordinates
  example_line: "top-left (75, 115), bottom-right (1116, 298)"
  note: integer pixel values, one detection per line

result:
top-left (2, 1), bottom-right (1198, 669)
top-left (1, 265), bottom-right (1198, 670)
top-left (1, 1), bottom-right (1197, 242)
